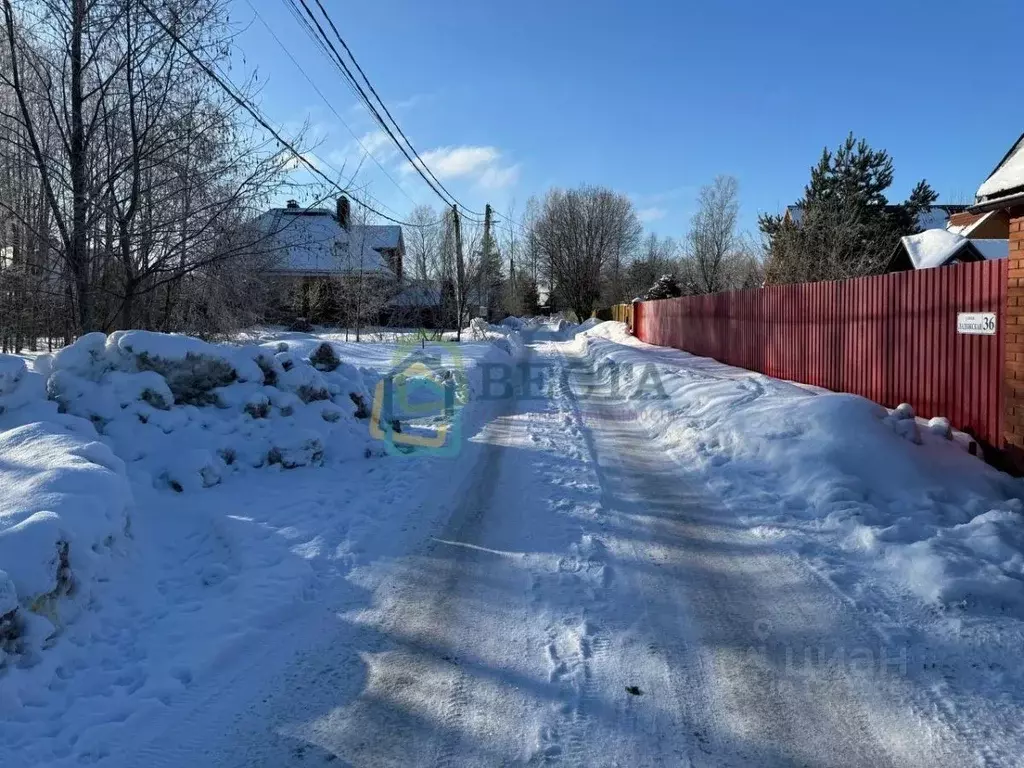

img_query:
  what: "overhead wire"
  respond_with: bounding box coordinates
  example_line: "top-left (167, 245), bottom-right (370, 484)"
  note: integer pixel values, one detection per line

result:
top-left (308, 0), bottom-right (485, 218)
top-left (287, 0), bottom-right (486, 222)
top-left (244, 0), bottom-right (422, 221)
top-left (135, 0), bottom-right (430, 228)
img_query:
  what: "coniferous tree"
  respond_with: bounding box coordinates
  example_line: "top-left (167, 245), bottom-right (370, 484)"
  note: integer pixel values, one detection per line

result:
top-left (644, 274), bottom-right (683, 301)
top-left (759, 134), bottom-right (938, 284)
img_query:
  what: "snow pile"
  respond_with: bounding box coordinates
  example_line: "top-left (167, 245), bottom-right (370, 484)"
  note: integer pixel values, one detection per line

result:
top-left (571, 322), bottom-right (1024, 618)
top-left (0, 354), bottom-right (132, 663)
top-left (461, 318), bottom-right (526, 360)
top-left (0, 354), bottom-right (47, 420)
top-left (46, 331), bottom-right (377, 492)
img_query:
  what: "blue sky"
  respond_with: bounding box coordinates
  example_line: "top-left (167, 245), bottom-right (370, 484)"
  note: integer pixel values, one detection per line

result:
top-left (234, 0), bottom-right (1024, 236)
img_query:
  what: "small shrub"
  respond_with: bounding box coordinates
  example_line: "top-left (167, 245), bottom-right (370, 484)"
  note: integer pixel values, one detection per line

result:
top-left (254, 355), bottom-right (279, 387)
top-left (137, 351), bottom-right (237, 406)
top-left (296, 385), bottom-right (330, 404)
top-left (288, 318), bottom-right (314, 333)
top-left (244, 400), bottom-right (271, 419)
top-left (349, 391), bottom-right (370, 419)
top-left (309, 342), bottom-right (340, 372)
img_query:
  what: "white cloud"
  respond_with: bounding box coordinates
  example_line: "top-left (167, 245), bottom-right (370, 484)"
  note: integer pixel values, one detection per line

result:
top-left (403, 145), bottom-right (520, 191)
top-left (357, 130), bottom-right (394, 158)
top-left (637, 206), bottom-right (667, 223)
top-left (478, 163), bottom-right (521, 190)
top-left (408, 146), bottom-right (499, 178)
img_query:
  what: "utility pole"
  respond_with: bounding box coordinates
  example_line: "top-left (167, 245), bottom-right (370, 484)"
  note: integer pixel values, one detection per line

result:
top-left (508, 221), bottom-right (516, 315)
top-left (453, 205), bottom-right (464, 342)
top-left (482, 203), bottom-right (493, 320)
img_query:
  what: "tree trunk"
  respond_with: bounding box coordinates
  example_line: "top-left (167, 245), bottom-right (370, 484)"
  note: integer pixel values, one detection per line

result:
top-left (69, 0), bottom-right (92, 332)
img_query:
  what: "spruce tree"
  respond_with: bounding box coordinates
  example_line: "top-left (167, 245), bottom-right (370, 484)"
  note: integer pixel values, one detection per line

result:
top-left (644, 274), bottom-right (683, 301)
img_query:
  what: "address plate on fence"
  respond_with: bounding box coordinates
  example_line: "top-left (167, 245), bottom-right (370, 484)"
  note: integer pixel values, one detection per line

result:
top-left (957, 312), bottom-right (997, 335)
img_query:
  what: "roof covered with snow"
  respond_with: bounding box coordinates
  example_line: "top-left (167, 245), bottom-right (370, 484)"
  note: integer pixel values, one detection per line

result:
top-left (899, 229), bottom-right (1007, 270)
top-left (255, 207), bottom-right (403, 276)
top-left (977, 133), bottom-right (1024, 204)
top-left (901, 230), bottom-right (967, 270)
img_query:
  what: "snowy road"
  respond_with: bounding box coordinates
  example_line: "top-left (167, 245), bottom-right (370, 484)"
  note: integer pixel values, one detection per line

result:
top-left (104, 335), bottom-right (989, 767)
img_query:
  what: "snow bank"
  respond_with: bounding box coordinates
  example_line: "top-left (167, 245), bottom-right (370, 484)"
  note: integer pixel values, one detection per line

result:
top-left (45, 332), bottom-right (378, 492)
top-left (462, 318), bottom-right (527, 360)
top-left (571, 322), bottom-right (1024, 618)
top-left (0, 354), bottom-right (132, 663)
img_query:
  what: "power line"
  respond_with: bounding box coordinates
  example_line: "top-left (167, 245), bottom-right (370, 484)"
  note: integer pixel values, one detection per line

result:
top-left (288, 0), bottom-right (485, 221)
top-left (286, 0), bottom-right (454, 210)
top-left (308, 0), bottom-right (484, 218)
top-left (244, 0), bottom-right (420, 220)
top-left (136, 0), bottom-right (427, 228)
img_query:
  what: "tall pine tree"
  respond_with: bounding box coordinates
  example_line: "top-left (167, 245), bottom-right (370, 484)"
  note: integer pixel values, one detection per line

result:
top-left (759, 133), bottom-right (937, 284)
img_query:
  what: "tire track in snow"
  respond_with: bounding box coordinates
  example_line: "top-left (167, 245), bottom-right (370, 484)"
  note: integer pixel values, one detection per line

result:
top-left (549, 349), bottom-right (718, 767)
top-left (557, 340), bottom-right (984, 767)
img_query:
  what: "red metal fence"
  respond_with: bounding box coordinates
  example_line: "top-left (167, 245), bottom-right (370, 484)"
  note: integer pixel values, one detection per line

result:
top-left (633, 259), bottom-right (1008, 450)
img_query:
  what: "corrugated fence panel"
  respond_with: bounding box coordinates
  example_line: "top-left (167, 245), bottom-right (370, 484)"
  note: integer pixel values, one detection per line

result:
top-left (633, 260), bottom-right (1007, 450)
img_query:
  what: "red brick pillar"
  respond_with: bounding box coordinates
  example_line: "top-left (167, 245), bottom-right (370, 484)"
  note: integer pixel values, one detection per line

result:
top-left (1005, 206), bottom-right (1024, 470)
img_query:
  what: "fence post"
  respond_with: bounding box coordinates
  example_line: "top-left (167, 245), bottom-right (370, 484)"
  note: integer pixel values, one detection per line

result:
top-left (1004, 206), bottom-right (1024, 470)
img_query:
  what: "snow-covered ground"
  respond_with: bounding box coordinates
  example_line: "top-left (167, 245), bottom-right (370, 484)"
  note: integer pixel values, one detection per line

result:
top-left (2, 319), bottom-right (1022, 766)
top-left (0, 322), bottom-right (524, 766)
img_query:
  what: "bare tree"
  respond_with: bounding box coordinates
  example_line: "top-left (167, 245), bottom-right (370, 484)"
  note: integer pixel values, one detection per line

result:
top-left (624, 234), bottom-right (680, 300)
top-left (687, 175), bottom-right (739, 294)
top-left (0, 0), bottom-right (293, 340)
top-left (762, 195), bottom-right (875, 285)
top-left (404, 204), bottom-right (440, 282)
top-left (532, 185), bottom-right (641, 320)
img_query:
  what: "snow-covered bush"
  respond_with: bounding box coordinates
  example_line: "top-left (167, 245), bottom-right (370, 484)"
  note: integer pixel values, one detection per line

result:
top-left (0, 418), bottom-right (132, 660)
top-left (643, 273), bottom-right (683, 301)
top-left (43, 331), bottom-right (377, 494)
top-left (501, 316), bottom-right (526, 330)
top-left (309, 341), bottom-right (341, 372)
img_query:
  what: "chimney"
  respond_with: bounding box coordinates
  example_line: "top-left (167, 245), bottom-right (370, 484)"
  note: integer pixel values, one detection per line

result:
top-left (336, 196), bottom-right (351, 230)
top-left (285, 199), bottom-right (299, 209)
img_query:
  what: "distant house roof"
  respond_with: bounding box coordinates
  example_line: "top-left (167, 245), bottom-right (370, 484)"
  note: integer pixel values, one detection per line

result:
top-left (390, 280), bottom-right (441, 308)
top-left (893, 229), bottom-right (1008, 270)
top-left (255, 203), bottom-right (403, 276)
top-left (783, 204), bottom-right (967, 230)
top-left (976, 132), bottom-right (1024, 206)
top-left (947, 210), bottom-right (989, 235)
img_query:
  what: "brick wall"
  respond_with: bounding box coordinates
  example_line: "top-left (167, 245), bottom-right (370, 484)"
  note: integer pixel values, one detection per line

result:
top-left (1005, 206), bottom-right (1024, 469)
